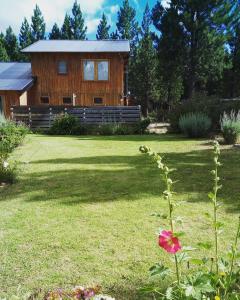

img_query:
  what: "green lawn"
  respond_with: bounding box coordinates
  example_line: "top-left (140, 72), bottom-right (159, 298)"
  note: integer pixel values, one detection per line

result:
top-left (0, 134), bottom-right (239, 299)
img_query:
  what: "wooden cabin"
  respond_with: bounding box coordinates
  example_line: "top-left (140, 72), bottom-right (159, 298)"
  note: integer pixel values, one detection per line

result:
top-left (0, 40), bottom-right (130, 119)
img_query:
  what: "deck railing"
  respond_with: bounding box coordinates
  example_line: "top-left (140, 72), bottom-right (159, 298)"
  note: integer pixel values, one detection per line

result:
top-left (11, 106), bottom-right (141, 130)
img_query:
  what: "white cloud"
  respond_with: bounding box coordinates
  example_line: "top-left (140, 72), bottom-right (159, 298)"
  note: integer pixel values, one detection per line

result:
top-left (86, 18), bottom-right (100, 35)
top-left (0, 0), bottom-right (107, 34)
top-left (161, 0), bottom-right (171, 8)
top-left (109, 5), bottom-right (119, 14)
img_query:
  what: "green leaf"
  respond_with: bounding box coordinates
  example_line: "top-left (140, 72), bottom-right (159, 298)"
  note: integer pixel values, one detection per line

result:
top-left (165, 287), bottom-right (173, 300)
top-left (208, 192), bottom-right (215, 200)
top-left (190, 258), bottom-right (205, 265)
top-left (174, 231), bottom-right (185, 238)
top-left (216, 221), bottom-right (224, 229)
top-left (149, 263), bottom-right (170, 279)
top-left (175, 252), bottom-right (191, 263)
top-left (197, 242), bottom-right (213, 250)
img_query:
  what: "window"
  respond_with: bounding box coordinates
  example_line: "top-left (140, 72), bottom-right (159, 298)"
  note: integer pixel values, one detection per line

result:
top-left (58, 61), bottom-right (67, 74)
top-left (63, 97), bottom-right (72, 104)
top-left (40, 96), bottom-right (49, 104)
top-left (98, 61), bottom-right (109, 81)
top-left (94, 97), bottom-right (103, 105)
top-left (83, 60), bottom-right (109, 81)
top-left (83, 61), bottom-right (94, 80)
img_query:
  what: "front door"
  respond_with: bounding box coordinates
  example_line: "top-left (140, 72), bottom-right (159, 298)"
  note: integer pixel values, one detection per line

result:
top-left (0, 96), bottom-right (4, 118)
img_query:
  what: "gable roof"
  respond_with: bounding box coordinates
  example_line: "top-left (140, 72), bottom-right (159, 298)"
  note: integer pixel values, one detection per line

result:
top-left (22, 40), bottom-right (130, 53)
top-left (0, 63), bottom-right (33, 91)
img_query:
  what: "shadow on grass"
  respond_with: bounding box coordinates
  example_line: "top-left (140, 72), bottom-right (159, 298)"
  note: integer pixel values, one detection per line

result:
top-left (1, 144), bottom-right (239, 213)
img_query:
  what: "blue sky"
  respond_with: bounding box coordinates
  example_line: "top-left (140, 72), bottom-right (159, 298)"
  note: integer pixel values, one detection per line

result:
top-left (0, 0), bottom-right (169, 39)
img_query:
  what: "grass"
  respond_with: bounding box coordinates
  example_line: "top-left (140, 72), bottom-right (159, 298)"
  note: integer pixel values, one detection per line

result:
top-left (0, 134), bottom-right (239, 299)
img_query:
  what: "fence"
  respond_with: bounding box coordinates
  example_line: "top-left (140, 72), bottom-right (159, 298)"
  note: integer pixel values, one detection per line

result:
top-left (11, 106), bottom-right (141, 130)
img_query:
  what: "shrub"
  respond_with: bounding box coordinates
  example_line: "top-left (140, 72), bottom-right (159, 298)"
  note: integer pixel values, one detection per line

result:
top-left (114, 123), bottom-right (134, 135)
top-left (168, 94), bottom-right (240, 132)
top-left (49, 114), bottom-right (150, 136)
top-left (0, 121), bottom-right (28, 184)
top-left (49, 114), bottom-right (78, 135)
top-left (221, 110), bottom-right (240, 144)
top-left (179, 112), bottom-right (211, 138)
top-left (0, 121), bottom-right (29, 152)
top-left (134, 118), bottom-right (151, 134)
top-left (98, 124), bottom-right (115, 135)
top-left (0, 160), bottom-right (18, 184)
top-left (71, 123), bottom-right (89, 135)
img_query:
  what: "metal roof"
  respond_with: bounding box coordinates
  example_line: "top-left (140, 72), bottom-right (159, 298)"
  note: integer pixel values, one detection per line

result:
top-left (22, 40), bottom-right (130, 53)
top-left (0, 63), bottom-right (33, 91)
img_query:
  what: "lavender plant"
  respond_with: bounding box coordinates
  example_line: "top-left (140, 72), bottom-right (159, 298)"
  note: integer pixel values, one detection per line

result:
top-left (139, 141), bottom-right (240, 300)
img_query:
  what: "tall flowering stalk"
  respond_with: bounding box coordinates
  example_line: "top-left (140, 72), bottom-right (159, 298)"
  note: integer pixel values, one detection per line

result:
top-left (209, 141), bottom-right (222, 274)
top-left (139, 145), bottom-right (181, 285)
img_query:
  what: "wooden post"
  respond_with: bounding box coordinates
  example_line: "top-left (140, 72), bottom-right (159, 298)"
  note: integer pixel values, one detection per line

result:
top-left (10, 107), bottom-right (14, 121)
top-left (120, 108), bottom-right (123, 123)
top-left (29, 107), bottom-right (32, 128)
top-left (49, 107), bottom-right (52, 128)
top-left (83, 107), bottom-right (86, 123)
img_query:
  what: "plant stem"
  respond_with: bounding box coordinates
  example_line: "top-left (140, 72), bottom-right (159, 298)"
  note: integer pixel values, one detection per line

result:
top-left (213, 144), bottom-right (220, 274)
top-left (225, 216), bottom-right (240, 299)
top-left (165, 173), bottom-right (180, 285)
top-left (229, 217), bottom-right (240, 280)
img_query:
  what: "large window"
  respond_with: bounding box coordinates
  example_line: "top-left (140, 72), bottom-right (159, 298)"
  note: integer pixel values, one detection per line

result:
top-left (83, 61), bottom-right (95, 80)
top-left (83, 60), bottom-right (109, 81)
top-left (98, 61), bottom-right (109, 81)
top-left (58, 61), bottom-right (67, 74)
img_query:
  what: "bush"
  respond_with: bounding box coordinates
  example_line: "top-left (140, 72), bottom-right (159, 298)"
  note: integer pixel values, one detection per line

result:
top-left (0, 121), bottom-right (29, 153)
top-left (179, 112), bottom-right (211, 138)
top-left (221, 110), bottom-right (240, 144)
top-left (0, 121), bottom-right (28, 184)
top-left (98, 124), bottom-right (115, 135)
top-left (49, 114), bottom-right (78, 135)
top-left (134, 118), bottom-right (151, 134)
top-left (49, 114), bottom-right (150, 136)
top-left (0, 160), bottom-right (18, 184)
top-left (168, 94), bottom-right (240, 132)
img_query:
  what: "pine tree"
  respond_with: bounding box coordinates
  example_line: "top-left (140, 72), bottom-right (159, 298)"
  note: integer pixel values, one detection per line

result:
top-left (4, 26), bottom-right (20, 61)
top-left (152, 0), bottom-right (237, 100)
top-left (116, 0), bottom-right (139, 48)
top-left (152, 2), bottom-right (186, 103)
top-left (49, 23), bottom-right (62, 40)
top-left (228, 22), bottom-right (240, 97)
top-left (19, 18), bottom-right (32, 49)
top-left (110, 30), bottom-right (118, 40)
top-left (70, 0), bottom-right (87, 40)
top-left (96, 13), bottom-right (110, 40)
top-left (31, 4), bottom-right (46, 42)
top-left (61, 14), bottom-right (73, 39)
top-left (130, 3), bottom-right (159, 116)
top-left (0, 33), bottom-right (9, 61)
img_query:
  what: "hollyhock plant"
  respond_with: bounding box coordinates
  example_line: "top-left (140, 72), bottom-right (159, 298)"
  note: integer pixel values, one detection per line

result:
top-left (139, 142), bottom-right (240, 299)
top-left (159, 230), bottom-right (181, 254)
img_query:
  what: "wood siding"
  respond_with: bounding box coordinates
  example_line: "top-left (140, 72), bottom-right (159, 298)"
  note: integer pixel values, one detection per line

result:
top-left (30, 52), bottom-right (128, 107)
top-left (0, 91), bottom-right (20, 118)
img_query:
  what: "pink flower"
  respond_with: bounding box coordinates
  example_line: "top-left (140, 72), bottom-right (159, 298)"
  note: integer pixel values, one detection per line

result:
top-left (158, 230), bottom-right (181, 254)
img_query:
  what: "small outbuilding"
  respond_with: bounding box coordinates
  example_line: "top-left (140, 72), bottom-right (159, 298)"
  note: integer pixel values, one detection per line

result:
top-left (0, 63), bottom-right (34, 117)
